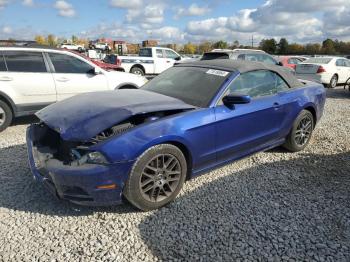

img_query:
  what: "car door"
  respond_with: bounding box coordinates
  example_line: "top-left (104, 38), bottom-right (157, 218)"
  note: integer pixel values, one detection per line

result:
top-left (164, 49), bottom-right (180, 69)
top-left (214, 70), bottom-right (288, 163)
top-left (344, 59), bottom-right (350, 83)
top-left (335, 59), bottom-right (348, 83)
top-left (47, 52), bottom-right (108, 101)
top-left (0, 50), bottom-right (56, 107)
top-left (154, 49), bottom-right (170, 74)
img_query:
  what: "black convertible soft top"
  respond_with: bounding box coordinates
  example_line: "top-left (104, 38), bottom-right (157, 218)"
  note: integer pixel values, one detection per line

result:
top-left (175, 59), bottom-right (304, 89)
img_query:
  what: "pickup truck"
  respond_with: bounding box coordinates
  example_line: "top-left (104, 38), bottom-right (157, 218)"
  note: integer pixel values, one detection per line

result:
top-left (118, 47), bottom-right (182, 76)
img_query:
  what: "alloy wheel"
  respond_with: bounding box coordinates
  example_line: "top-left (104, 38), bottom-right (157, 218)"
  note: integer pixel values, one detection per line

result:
top-left (0, 106), bottom-right (5, 126)
top-left (139, 154), bottom-right (182, 202)
top-left (294, 115), bottom-right (313, 146)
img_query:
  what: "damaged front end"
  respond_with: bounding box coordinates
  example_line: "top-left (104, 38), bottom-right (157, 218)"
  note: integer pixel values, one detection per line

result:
top-left (26, 108), bottom-right (191, 205)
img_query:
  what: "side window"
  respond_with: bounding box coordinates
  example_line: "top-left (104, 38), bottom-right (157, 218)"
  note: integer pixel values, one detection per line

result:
top-left (165, 50), bottom-right (179, 59)
top-left (156, 49), bottom-right (164, 58)
top-left (0, 54), bottom-right (7, 71)
top-left (237, 54), bottom-right (245, 60)
top-left (245, 54), bottom-right (259, 62)
top-left (260, 54), bottom-right (277, 65)
top-left (336, 59), bottom-right (345, 67)
top-left (227, 70), bottom-right (288, 98)
top-left (49, 53), bottom-right (94, 74)
top-left (275, 74), bottom-right (289, 92)
top-left (4, 51), bottom-right (47, 73)
top-left (344, 60), bottom-right (350, 67)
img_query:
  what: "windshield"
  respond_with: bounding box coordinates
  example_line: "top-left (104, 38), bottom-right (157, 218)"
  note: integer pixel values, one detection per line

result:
top-left (305, 58), bottom-right (332, 64)
top-left (139, 48), bottom-right (152, 57)
top-left (142, 67), bottom-right (231, 107)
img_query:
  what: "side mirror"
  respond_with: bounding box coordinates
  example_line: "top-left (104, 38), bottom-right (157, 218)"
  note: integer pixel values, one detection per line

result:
top-left (277, 61), bottom-right (283, 66)
top-left (222, 93), bottom-right (251, 108)
top-left (175, 56), bottom-right (181, 61)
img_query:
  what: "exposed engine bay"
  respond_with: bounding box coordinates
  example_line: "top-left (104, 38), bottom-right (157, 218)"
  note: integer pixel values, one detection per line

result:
top-left (32, 110), bottom-right (189, 167)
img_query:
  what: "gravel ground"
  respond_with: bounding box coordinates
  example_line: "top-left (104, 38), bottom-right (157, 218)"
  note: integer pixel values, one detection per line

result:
top-left (0, 88), bottom-right (349, 261)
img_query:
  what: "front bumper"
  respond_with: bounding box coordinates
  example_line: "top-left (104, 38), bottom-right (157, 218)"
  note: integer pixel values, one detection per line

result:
top-left (26, 125), bottom-right (134, 206)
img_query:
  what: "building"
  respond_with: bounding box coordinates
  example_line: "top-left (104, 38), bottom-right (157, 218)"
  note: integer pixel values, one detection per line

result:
top-left (126, 43), bottom-right (141, 54)
top-left (142, 40), bottom-right (158, 47)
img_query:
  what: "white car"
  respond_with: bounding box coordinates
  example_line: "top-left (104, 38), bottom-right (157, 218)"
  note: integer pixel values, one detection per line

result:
top-left (92, 43), bottom-right (111, 51)
top-left (0, 47), bottom-right (148, 131)
top-left (60, 43), bottom-right (85, 52)
top-left (119, 47), bottom-right (182, 76)
top-left (296, 57), bottom-right (350, 88)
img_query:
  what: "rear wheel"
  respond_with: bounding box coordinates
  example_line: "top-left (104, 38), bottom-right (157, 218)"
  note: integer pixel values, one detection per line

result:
top-left (328, 74), bottom-right (338, 89)
top-left (124, 144), bottom-right (187, 211)
top-left (0, 100), bottom-right (12, 132)
top-left (130, 67), bottom-right (145, 76)
top-left (283, 110), bottom-right (314, 152)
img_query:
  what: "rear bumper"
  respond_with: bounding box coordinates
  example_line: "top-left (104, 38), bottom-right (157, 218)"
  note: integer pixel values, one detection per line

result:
top-left (26, 125), bottom-right (134, 206)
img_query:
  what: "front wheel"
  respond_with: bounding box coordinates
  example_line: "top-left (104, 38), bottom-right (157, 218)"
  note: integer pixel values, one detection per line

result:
top-left (123, 144), bottom-right (187, 211)
top-left (283, 110), bottom-right (314, 152)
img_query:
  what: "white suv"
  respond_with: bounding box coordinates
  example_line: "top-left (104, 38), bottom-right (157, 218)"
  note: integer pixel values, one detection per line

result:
top-left (0, 47), bottom-right (148, 131)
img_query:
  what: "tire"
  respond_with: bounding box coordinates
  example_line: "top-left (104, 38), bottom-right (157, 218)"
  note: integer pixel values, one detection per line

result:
top-left (130, 67), bottom-right (145, 76)
top-left (328, 74), bottom-right (338, 89)
top-left (283, 110), bottom-right (314, 152)
top-left (0, 100), bottom-right (12, 132)
top-left (123, 144), bottom-right (187, 211)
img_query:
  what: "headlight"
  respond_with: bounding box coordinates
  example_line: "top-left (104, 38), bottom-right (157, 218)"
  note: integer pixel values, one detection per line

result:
top-left (87, 151), bottom-right (109, 164)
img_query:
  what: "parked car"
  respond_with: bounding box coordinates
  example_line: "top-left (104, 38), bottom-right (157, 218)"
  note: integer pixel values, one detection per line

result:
top-left (201, 49), bottom-right (295, 74)
top-left (278, 56), bottom-right (308, 70)
top-left (26, 60), bottom-right (326, 210)
top-left (0, 46), bottom-right (148, 131)
top-left (296, 57), bottom-right (350, 88)
top-left (91, 42), bottom-right (111, 51)
top-left (118, 47), bottom-right (182, 76)
top-left (68, 51), bottom-right (124, 72)
top-left (60, 43), bottom-right (85, 52)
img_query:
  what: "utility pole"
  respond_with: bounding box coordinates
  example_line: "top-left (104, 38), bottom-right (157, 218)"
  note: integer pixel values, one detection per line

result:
top-left (251, 35), bottom-right (254, 48)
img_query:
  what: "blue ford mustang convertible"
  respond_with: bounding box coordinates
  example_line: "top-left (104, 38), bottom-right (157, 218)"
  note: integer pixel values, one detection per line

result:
top-left (27, 60), bottom-right (326, 210)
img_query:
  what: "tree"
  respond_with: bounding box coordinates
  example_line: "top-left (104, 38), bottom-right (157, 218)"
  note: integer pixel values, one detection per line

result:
top-left (46, 34), bottom-right (57, 47)
top-left (305, 43), bottom-right (321, 55)
top-left (278, 38), bottom-right (289, 55)
top-left (213, 40), bottom-right (228, 49)
top-left (198, 41), bottom-right (212, 54)
top-left (35, 35), bottom-right (47, 45)
top-left (183, 42), bottom-right (196, 54)
top-left (322, 39), bottom-right (336, 55)
top-left (287, 43), bottom-right (305, 55)
top-left (260, 38), bottom-right (277, 54)
top-left (71, 35), bottom-right (78, 44)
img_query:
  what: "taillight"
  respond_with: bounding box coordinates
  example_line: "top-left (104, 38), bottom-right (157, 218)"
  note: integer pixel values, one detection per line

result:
top-left (317, 66), bottom-right (326, 73)
top-left (116, 58), bottom-right (121, 67)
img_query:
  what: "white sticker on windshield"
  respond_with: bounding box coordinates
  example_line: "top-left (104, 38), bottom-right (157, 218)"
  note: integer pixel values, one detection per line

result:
top-left (206, 69), bottom-right (229, 77)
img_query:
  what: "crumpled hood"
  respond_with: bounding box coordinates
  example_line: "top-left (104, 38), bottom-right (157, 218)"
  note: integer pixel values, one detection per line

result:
top-left (36, 89), bottom-right (195, 141)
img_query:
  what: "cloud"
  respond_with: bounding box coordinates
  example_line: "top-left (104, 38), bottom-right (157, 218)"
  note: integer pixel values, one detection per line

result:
top-left (22, 0), bottom-right (34, 6)
top-left (109, 0), bottom-right (142, 9)
top-left (0, 0), bottom-right (9, 9)
top-left (175, 4), bottom-right (211, 18)
top-left (2, 26), bottom-right (12, 34)
top-left (54, 0), bottom-right (76, 17)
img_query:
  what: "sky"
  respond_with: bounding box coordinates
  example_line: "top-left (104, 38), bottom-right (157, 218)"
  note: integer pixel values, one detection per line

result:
top-left (0, 0), bottom-right (350, 44)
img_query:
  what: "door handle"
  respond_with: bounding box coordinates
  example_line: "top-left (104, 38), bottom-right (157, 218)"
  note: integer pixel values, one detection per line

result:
top-left (56, 77), bottom-right (69, 82)
top-left (273, 102), bottom-right (281, 110)
top-left (0, 76), bottom-right (13, 81)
